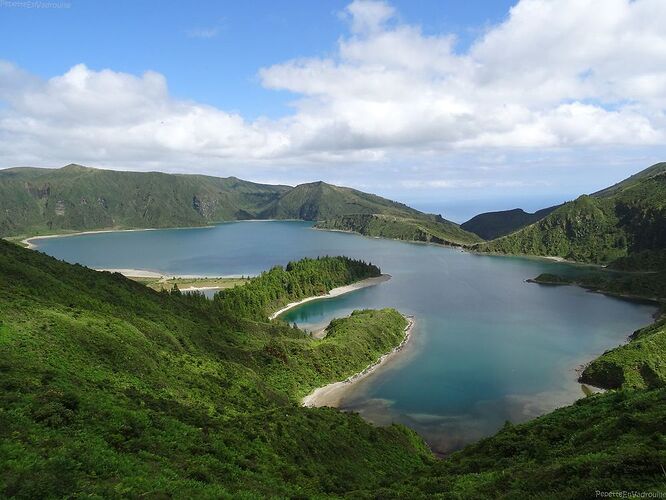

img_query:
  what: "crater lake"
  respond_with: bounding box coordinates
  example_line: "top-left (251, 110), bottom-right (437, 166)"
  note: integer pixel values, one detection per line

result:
top-left (31, 220), bottom-right (657, 454)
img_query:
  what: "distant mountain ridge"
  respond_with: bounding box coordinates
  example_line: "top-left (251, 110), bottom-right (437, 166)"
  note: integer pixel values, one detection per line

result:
top-left (475, 162), bottom-right (666, 267)
top-left (461, 205), bottom-right (560, 240)
top-left (0, 164), bottom-right (479, 246)
top-left (257, 181), bottom-right (422, 221)
top-left (0, 164), bottom-right (290, 237)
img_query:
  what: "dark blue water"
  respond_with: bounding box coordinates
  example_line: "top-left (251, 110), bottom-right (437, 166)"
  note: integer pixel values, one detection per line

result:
top-left (33, 221), bottom-right (657, 453)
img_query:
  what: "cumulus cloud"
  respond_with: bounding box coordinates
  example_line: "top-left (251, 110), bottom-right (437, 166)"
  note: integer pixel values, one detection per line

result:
top-left (1, 0), bottom-right (665, 178)
top-left (261, 0), bottom-right (666, 152)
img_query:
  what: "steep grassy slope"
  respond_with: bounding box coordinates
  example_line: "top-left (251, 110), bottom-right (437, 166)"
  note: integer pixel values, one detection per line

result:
top-left (1, 237), bottom-right (665, 496)
top-left (0, 164), bottom-right (290, 237)
top-left (258, 181), bottom-right (481, 245)
top-left (0, 240), bottom-right (429, 497)
top-left (461, 205), bottom-right (559, 240)
top-left (0, 165), bottom-right (480, 247)
top-left (581, 319), bottom-right (666, 390)
top-left (593, 162), bottom-right (666, 198)
top-left (258, 181), bottom-right (422, 221)
top-left (375, 388), bottom-right (666, 498)
top-left (316, 213), bottom-right (482, 246)
top-left (477, 164), bottom-right (666, 266)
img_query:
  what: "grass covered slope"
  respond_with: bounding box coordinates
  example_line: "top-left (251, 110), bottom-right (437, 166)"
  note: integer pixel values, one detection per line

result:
top-left (376, 388), bottom-right (666, 498)
top-left (2, 236), bottom-right (666, 496)
top-left (0, 164), bottom-right (290, 238)
top-left (315, 213), bottom-right (482, 246)
top-left (258, 180), bottom-right (423, 221)
top-left (259, 181), bottom-right (481, 246)
top-left (0, 240), bottom-right (429, 497)
top-left (0, 164), bottom-right (480, 248)
top-left (477, 163), bottom-right (666, 266)
top-left (581, 319), bottom-right (666, 390)
top-left (461, 205), bottom-right (559, 240)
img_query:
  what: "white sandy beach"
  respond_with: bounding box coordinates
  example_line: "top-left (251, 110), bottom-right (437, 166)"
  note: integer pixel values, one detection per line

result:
top-left (94, 269), bottom-right (228, 294)
top-left (268, 274), bottom-right (391, 320)
top-left (301, 316), bottom-right (415, 408)
top-left (95, 268), bottom-right (227, 279)
top-left (179, 286), bottom-right (222, 293)
top-left (96, 268), bottom-right (165, 278)
top-left (21, 225), bottom-right (216, 250)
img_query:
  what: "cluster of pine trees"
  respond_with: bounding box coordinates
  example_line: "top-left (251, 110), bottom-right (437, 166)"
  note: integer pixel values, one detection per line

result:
top-left (213, 256), bottom-right (380, 320)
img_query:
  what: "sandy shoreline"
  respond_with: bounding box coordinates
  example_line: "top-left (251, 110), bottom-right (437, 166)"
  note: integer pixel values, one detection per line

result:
top-left (20, 220), bottom-right (310, 250)
top-left (97, 268), bottom-right (165, 278)
top-left (179, 286), bottom-right (222, 292)
top-left (268, 274), bottom-right (391, 320)
top-left (21, 227), bottom-right (217, 250)
top-left (302, 315), bottom-right (415, 408)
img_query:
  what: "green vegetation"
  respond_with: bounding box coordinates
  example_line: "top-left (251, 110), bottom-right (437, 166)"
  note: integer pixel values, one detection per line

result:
top-left (256, 309), bottom-right (410, 399)
top-left (530, 269), bottom-right (666, 302)
top-left (0, 164), bottom-right (290, 238)
top-left (581, 320), bottom-right (666, 390)
top-left (375, 388), bottom-right (666, 498)
top-left (528, 273), bottom-right (572, 285)
top-left (478, 195), bottom-right (628, 264)
top-left (215, 256), bottom-right (380, 320)
top-left (3, 161), bottom-right (666, 496)
top-left (258, 180), bottom-right (424, 221)
top-left (592, 162), bottom-right (666, 198)
top-left (2, 220), bottom-right (666, 496)
top-left (461, 205), bottom-right (559, 240)
top-left (609, 250), bottom-right (666, 272)
top-left (0, 165), bottom-right (480, 248)
top-left (315, 213), bottom-right (482, 246)
top-left (476, 163), bottom-right (666, 268)
top-left (0, 239), bottom-right (428, 497)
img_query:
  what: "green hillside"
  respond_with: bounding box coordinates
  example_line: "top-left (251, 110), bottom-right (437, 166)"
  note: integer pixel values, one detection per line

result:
top-left (378, 387), bottom-right (666, 498)
top-left (581, 318), bottom-right (666, 391)
top-left (461, 205), bottom-right (559, 240)
top-left (316, 213), bottom-right (482, 246)
top-left (593, 162), bottom-right (666, 198)
top-left (266, 182), bottom-right (481, 246)
top-left (476, 163), bottom-right (666, 267)
top-left (0, 165), bottom-right (480, 247)
top-left (0, 164), bottom-right (290, 238)
top-left (1, 234), bottom-right (665, 496)
top-left (0, 240), bottom-right (429, 497)
top-left (257, 180), bottom-right (422, 221)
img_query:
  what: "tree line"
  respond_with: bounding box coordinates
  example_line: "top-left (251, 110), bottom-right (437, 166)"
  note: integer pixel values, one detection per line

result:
top-left (212, 256), bottom-right (380, 321)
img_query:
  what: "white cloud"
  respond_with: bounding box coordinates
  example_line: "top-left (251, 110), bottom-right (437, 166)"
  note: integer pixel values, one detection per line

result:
top-left (342, 0), bottom-right (395, 34)
top-left (1, 0), bottom-right (666, 182)
top-left (261, 0), bottom-right (666, 153)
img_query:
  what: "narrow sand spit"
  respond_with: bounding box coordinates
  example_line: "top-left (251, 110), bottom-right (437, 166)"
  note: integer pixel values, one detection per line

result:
top-left (269, 274), bottom-right (391, 320)
top-left (22, 228), bottom-right (171, 249)
top-left (95, 268), bottom-right (164, 278)
top-left (301, 316), bottom-right (415, 408)
top-left (179, 286), bottom-right (222, 292)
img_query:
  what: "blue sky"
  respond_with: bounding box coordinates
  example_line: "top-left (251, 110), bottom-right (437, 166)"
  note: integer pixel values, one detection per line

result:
top-left (2, 0), bottom-right (515, 117)
top-left (1, 0), bottom-right (665, 221)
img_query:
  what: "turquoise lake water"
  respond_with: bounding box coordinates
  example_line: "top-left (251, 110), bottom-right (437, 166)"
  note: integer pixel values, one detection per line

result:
top-left (32, 221), bottom-right (657, 454)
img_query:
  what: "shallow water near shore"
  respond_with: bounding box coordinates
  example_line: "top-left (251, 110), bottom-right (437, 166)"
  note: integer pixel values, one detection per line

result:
top-left (32, 221), bottom-right (657, 454)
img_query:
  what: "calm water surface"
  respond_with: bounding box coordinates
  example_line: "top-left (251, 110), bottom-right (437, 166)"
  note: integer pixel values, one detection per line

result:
top-left (33, 221), bottom-right (657, 453)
